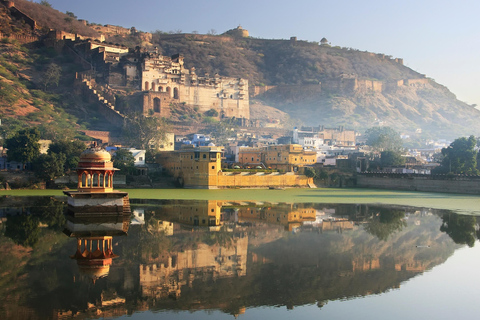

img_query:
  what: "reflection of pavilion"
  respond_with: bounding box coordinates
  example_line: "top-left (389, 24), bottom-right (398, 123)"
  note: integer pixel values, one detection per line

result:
top-left (63, 214), bottom-right (130, 283)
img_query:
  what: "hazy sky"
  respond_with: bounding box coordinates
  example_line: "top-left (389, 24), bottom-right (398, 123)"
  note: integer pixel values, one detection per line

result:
top-left (38, 0), bottom-right (480, 106)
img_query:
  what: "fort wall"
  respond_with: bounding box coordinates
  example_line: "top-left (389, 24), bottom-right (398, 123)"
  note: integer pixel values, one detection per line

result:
top-left (0, 32), bottom-right (38, 43)
top-left (356, 173), bottom-right (480, 195)
top-left (252, 76), bottom-right (427, 97)
top-left (216, 172), bottom-right (311, 189)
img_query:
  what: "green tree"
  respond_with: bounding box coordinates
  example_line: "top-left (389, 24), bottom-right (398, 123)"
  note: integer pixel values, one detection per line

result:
top-left (436, 136), bottom-right (479, 174)
top-left (48, 140), bottom-right (86, 172)
top-left (210, 118), bottom-right (237, 146)
top-left (123, 113), bottom-right (169, 149)
top-left (304, 167), bottom-right (316, 178)
top-left (32, 153), bottom-right (66, 183)
top-left (65, 11), bottom-right (77, 19)
top-left (365, 127), bottom-right (403, 151)
top-left (5, 128), bottom-right (41, 165)
top-left (440, 213), bottom-right (477, 247)
top-left (42, 63), bottom-right (62, 91)
top-left (39, 0), bottom-right (52, 7)
top-left (5, 214), bottom-right (40, 247)
top-left (364, 208), bottom-right (407, 241)
top-left (380, 150), bottom-right (405, 167)
top-left (112, 148), bottom-right (136, 175)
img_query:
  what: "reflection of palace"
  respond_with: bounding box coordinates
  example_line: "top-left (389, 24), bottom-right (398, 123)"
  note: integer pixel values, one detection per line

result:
top-left (154, 200), bottom-right (320, 231)
top-left (140, 233), bottom-right (248, 300)
top-left (234, 202), bottom-right (317, 231)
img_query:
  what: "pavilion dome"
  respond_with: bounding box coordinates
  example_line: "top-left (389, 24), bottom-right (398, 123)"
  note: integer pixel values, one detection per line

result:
top-left (79, 147), bottom-right (112, 162)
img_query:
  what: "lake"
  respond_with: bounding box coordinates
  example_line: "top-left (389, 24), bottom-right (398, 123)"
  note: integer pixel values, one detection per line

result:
top-left (1, 192), bottom-right (480, 319)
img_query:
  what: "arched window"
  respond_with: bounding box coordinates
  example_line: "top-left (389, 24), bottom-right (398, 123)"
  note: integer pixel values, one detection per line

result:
top-left (173, 87), bottom-right (179, 99)
top-left (144, 81), bottom-right (149, 91)
top-left (151, 82), bottom-right (156, 91)
top-left (93, 173), bottom-right (99, 187)
top-left (159, 86), bottom-right (163, 92)
top-left (154, 97), bottom-right (161, 113)
top-left (81, 172), bottom-right (87, 188)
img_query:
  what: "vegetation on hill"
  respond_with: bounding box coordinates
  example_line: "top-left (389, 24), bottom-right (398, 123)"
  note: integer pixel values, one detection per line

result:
top-left (13, 0), bottom-right (99, 37)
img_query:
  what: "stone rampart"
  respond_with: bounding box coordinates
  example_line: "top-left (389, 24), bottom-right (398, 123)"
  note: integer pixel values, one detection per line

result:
top-left (215, 172), bottom-right (311, 189)
top-left (0, 32), bottom-right (38, 43)
top-left (356, 173), bottom-right (480, 195)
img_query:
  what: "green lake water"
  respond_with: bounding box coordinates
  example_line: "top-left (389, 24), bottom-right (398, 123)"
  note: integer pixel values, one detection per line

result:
top-left (2, 188), bottom-right (480, 214)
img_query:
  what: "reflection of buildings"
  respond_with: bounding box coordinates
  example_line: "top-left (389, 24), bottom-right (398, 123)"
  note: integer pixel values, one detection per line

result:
top-left (155, 201), bottom-right (318, 231)
top-left (235, 203), bottom-right (317, 231)
top-left (154, 200), bottom-right (223, 227)
top-left (140, 234), bottom-right (248, 299)
top-left (395, 261), bottom-right (427, 272)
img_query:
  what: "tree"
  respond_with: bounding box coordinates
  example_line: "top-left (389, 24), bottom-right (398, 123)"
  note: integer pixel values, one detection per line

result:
top-left (40, 0), bottom-right (52, 7)
top-left (32, 153), bottom-right (66, 183)
top-left (435, 136), bottom-right (479, 174)
top-left (65, 11), bottom-right (77, 19)
top-left (112, 148), bottom-right (136, 175)
top-left (5, 128), bottom-right (41, 165)
top-left (42, 63), bottom-right (62, 91)
top-left (304, 167), bottom-right (316, 178)
top-left (365, 127), bottom-right (403, 151)
top-left (440, 212), bottom-right (477, 247)
top-left (380, 150), bottom-right (405, 167)
top-left (48, 140), bottom-right (86, 172)
top-left (123, 113), bottom-right (169, 149)
top-left (209, 118), bottom-right (237, 146)
top-left (5, 214), bottom-right (40, 247)
top-left (364, 208), bottom-right (407, 241)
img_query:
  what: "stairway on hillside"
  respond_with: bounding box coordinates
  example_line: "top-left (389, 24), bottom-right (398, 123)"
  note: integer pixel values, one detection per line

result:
top-left (78, 76), bottom-right (126, 125)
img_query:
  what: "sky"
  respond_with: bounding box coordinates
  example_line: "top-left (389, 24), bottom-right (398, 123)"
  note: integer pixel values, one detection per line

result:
top-left (37, 0), bottom-right (480, 106)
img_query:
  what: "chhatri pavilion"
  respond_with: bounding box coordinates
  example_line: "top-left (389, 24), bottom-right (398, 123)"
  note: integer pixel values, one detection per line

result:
top-left (63, 146), bottom-right (130, 215)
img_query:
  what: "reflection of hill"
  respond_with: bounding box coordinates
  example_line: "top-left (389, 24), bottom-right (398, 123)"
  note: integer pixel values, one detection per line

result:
top-left (0, 198), bottom-right (470, 319)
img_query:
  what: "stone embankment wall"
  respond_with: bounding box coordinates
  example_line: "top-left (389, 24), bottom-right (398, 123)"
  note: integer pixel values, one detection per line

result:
top-left (356, 173), bottom-right (480, 195)
top-left (215, 172), bottom-right (311, 189)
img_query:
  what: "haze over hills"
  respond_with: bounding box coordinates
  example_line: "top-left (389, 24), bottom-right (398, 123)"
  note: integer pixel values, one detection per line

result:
top-left (2, 0), bottom-right (480, 140)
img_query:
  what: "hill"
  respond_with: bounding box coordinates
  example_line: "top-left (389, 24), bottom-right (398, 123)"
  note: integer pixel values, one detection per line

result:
top-left (2, 1), bottom-right (480, 141)
top-left (151, 32), bottom-right (480, 138)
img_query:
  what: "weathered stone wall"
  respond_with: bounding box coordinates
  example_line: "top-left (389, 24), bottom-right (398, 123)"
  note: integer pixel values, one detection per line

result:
top-left (356, 173), bottom-right (480, 195)
top-left (0, 32), bottom-right (38, 43)
top-left (216, 172), bottom-right (311, 189)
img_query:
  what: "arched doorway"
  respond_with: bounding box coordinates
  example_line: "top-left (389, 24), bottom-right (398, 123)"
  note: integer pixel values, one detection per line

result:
top-left (144, 81), bottom-right (149, 91)
top-left (173, 87), bottom-right (179, 99)
top-left (154, 97), bottom-right (161, 113)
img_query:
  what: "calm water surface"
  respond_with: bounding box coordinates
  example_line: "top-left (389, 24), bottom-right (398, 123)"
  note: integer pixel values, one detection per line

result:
top-left (1, 196), bottom-right (480, 319)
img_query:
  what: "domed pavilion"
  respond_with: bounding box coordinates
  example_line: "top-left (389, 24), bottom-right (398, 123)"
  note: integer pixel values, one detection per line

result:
top-left (63, 146), bottom-right (130, 216)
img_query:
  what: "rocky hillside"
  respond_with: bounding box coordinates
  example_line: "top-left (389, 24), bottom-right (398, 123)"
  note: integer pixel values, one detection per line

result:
top-left (3, 0), bottom-right (480, 139)
top-left (152, 33), bottom-right (480, 138)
